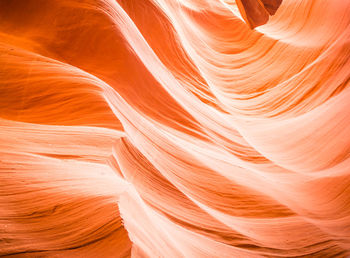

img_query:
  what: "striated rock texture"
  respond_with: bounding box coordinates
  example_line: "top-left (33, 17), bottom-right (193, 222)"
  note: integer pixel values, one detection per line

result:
top-left (0, 0), bottom-right (349, 257)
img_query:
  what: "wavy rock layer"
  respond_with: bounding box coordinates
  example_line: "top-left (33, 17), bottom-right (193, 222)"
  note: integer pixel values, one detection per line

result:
top-left (0, 0), bottom-right (349, 257)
